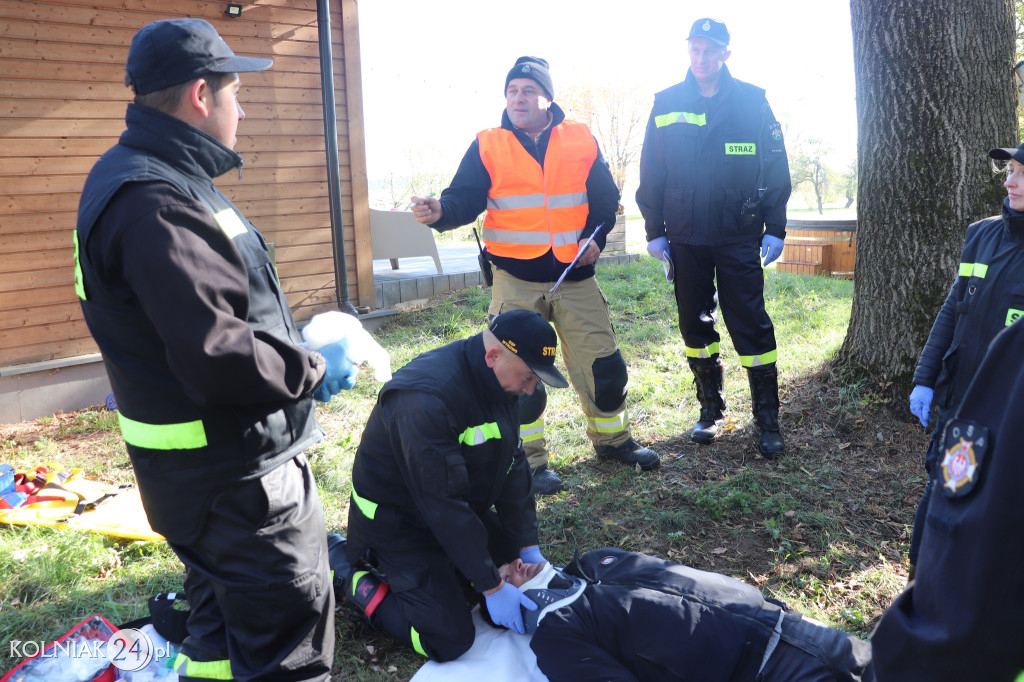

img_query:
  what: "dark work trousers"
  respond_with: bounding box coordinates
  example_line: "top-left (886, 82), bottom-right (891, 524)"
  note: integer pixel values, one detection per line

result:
top-left (670, 239), bottom-right (777, 365)
top-left (169, 454), bottom-right (334, 682)
top-left (758, 612), bottom-right (872, 681)
top-left (351, 510), bottom-right (521, 662)
top-left (908, 423), bottom-right (944, 567)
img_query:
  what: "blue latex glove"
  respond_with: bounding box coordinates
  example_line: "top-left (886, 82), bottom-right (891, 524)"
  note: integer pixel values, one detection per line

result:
top-left (313, 338), bottom-right (357, 403)
top-left (519, 546), bottom-right (546, 566)
top-left (647, 237), bottom-right (674, 281)
top-left (760, 235), bottom-right (785, 266)
top-left (909, 385), bottom-right (934, 428)
top-left (484, 582), bottom-right (538, 634)
top-left (646, 236), bottom-right (669, 259)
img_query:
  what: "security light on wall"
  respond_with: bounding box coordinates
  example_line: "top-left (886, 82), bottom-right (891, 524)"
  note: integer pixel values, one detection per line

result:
top-left (225, 3), bottom-right (242, 18)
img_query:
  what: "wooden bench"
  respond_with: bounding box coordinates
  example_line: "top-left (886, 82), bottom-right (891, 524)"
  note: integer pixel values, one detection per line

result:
top-left (775, 219), bottom-right (856, 279)
top-left (776, 243), bottom-right (832, 276)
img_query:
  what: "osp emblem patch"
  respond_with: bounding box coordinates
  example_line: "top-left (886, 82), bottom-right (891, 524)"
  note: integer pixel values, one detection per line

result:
top-left (940, 420), bottom-right (988, 497)
top-left (600, 555), bottom-right (616, 566)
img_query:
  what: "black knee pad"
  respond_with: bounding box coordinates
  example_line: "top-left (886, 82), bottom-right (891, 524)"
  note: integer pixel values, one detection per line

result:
top-left (593, 350), bottom-right (627, 412)
top-left (519, 383), bottom-right (547, 425)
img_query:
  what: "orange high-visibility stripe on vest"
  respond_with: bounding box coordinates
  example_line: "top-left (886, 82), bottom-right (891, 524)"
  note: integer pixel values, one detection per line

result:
top-left (477, 120), bottom-right (597, 263)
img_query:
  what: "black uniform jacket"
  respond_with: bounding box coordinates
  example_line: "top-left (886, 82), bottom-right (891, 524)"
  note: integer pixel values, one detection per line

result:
top-left (531, 548), bottom-right (782, 682)
top-left (348, 333), bottom-right (538, 593)
top-left (429, 102), bottom-right (620, 283)
top-left (636, 65), bottom-right (791, 246)
top-left (76, 104), bottom-right (324, 544)
top-left (869, 318), bottom-right (1024, 681)
top-left (913, 202), bottom-right (1024, 418)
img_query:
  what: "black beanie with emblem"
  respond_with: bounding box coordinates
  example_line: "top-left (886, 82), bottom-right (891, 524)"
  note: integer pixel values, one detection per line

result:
top-left (504, 56), bottom-right (554, 100)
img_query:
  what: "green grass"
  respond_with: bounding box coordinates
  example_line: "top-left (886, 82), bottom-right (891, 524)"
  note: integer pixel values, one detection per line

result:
top-left (1, 257), bottom-right (923, 681)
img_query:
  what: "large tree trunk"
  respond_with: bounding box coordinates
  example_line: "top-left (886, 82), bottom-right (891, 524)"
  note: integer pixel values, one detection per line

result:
top-left (836, 0), bottom-right (1016, 390)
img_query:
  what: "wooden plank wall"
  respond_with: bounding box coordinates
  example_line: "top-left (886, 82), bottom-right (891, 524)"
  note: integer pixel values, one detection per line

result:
top-left (0, 0), bottom-right (372, 368)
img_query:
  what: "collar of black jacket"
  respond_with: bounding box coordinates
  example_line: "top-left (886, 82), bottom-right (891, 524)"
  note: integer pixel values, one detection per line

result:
top-left (119, 103), bottom-right (243, 181)
top-left (682, 63), bottom-right (737, 100)
top-left (1002, 199), bottom-right (1024, 240)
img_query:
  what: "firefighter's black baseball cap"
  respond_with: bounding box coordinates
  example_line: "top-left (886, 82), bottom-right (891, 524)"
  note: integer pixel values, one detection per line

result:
top-left (488, 310), bottom-right (568, 388)
top-left (989, 143), bottom-right (1024, 165)
top-left (126, 18), bottom-right (272, 95)
top-left (687, 18), bottom-right (730, 47)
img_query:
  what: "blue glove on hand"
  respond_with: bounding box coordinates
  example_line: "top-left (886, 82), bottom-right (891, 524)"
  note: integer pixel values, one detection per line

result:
top-left (909, 385), bottom-right (934, 428)
top-left (760, 235), bottom-right (785, 266)
top-left (519, 546), bottom-right (546, 566)
top-left (646, 236), bottom-right (669, 259)
top-left (313, 338), bottom-right (357, 403)
top-left (484, 582), bottom-right (538, 634)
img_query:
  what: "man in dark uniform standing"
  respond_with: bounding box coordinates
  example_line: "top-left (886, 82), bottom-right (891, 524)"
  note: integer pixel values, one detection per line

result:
top-left (637, 18), bottom-right (792, 458)
top-left (867, 316), bottom-right (1024, 681)
top-left (335, 311), bottom-right (566, 662)
top-left (75, 19), bottom-right (355, 681)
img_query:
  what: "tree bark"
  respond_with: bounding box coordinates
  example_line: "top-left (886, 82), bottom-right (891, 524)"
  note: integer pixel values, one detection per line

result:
top-left (836, 0), bottom-right (1017, 389)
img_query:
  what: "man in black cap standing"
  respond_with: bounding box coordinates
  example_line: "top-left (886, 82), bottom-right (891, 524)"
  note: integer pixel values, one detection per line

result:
top-left (75, 18), bottom-right (353, 681)
top-left (333, 310), bottom-right (567, 661)
top-left (410, 56), bottom-right (659, 496)
top-left (637, 18), bottom-right (792, 459)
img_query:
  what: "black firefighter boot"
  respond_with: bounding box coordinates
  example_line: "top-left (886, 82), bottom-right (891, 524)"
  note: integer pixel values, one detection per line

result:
top-left (747, 366), bottom-right (785, 459)
top-left (688, 358), bottom-right (726, 444)
top-left (327, 534), bottom-right (389, 624)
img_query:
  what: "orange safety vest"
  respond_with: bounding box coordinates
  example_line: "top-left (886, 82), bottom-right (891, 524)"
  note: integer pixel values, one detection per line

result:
top-left (477, 120), bottom-right (597, 263)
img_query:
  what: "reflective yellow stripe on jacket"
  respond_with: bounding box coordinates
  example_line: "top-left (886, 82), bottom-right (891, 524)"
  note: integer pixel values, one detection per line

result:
top-left (459, 422), bottom-right (501, 446)
top-left (117, 413), bottom-right (208, 450)
top-left (655, 111), bottom-right (707, 128)
top-left (959, 262), bottom-right (989, 278)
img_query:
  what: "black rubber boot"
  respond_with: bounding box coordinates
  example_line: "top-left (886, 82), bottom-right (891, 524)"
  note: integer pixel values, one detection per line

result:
top-left (594, 438), bottom-right (661, 470)
top-left (747, 366), bottom-right (784, 459)
top-left (531, 465), bottom-right (565, 495)
top-left (327, 534), bottom-right (389, 623)
top-left (689, 358), bottom-right (726, 444)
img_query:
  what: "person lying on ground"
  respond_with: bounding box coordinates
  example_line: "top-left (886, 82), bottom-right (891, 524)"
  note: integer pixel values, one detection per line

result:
top-left (492, 547), bottom-right (870, 682)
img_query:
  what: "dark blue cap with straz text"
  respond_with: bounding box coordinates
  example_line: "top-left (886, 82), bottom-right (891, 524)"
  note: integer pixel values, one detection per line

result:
top-left (488, 310), bottom-right (568, 388)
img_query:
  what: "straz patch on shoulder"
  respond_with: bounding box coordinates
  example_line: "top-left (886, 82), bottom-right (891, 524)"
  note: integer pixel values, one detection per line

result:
top-left (769, 122), bottom-right (783, 141)
top-left (939, 420), bottom-right (989, 497)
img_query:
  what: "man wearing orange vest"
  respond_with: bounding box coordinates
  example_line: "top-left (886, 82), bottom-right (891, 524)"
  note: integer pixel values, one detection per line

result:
top-left (413, 56), bottom-right (659, 495)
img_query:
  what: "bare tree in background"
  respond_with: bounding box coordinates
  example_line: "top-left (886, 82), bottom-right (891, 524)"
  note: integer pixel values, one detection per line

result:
top-left (789, 137), bottom-right (838, 214)
top-left (836, 0), bottom-right (1016, 390)
top-left (377, 147), bottom-right (451, 210)
top-left (840, 160), bottom-right (858, 209)
top-left (560, 84), bottom-right (649, 194)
